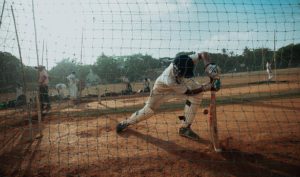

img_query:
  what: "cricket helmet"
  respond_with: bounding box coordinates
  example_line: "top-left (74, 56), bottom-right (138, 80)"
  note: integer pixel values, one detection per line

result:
top-left (173, 55), bottom-right (195, 78)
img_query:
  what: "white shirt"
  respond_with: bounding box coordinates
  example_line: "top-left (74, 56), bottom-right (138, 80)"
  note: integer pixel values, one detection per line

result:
top-left (153, 54), bottom-right (199, 94)
top-left (266, 62), bottom-right (272, 71)
top-left (67, 74), bottom-right (78, 85)
top-left (153, 63), bottom-right (187, 94)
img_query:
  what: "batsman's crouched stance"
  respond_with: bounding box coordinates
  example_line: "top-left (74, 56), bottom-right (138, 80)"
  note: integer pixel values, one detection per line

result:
top-left (116, 52), bottom-right (221, 141)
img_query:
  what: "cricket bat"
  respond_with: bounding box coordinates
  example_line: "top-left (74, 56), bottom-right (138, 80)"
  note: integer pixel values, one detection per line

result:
top-left (209, 78), bottom-right (222, 152)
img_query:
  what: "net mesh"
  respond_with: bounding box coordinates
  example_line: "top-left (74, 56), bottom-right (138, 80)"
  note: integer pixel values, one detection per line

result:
top-left (0, 0), bottom-right (300, 176)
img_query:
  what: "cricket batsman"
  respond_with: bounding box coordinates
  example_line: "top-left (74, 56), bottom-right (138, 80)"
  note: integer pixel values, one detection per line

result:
top-left (116, 52), bottom-right (221, 140)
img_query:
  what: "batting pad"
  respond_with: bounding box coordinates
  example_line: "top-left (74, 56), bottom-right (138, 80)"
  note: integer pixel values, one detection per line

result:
top-left (126, 106), bottom-right (154, 125)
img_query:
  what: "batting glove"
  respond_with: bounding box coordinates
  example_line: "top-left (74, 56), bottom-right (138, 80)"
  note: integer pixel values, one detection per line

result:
top-left (211, 79), bottom-right (221, 91)
top-left (205, 63), bottom-right (220, 79)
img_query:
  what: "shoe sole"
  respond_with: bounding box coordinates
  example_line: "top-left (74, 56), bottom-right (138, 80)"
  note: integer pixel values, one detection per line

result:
top-left (179, 133), bottom-right (200, 141)
top-left (116, 129), bottom-right (126, 133)
top-left (116, 125), bottom-right (128, 133)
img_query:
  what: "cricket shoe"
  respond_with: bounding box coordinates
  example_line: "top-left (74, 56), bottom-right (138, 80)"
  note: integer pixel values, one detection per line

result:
top-left (116, 122), bottom-right (129, 133)
top-left (179, 127), bottom-right (200, 141)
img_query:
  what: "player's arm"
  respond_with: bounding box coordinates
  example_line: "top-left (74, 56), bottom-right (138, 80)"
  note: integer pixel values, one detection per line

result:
top-left (185, 79), bottom-right (221, 95)
top-left (185, 52), bottom-right (221, 95)
top-left (198, 52), bottom-right (221, 79)
top-left (198, 52), bottom-right (211, 66)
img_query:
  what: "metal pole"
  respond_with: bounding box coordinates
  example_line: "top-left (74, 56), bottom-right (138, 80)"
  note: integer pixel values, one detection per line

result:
top-left (41, 40), bottom-right (44, 66)
top-left (0, 0), bottom-right (5, 29)
top-left (46, 43), bottom-right (48, 70)
top-left (11, 5), bottom-right (32, 140)
top-left (32, 0), bottom-right (39, 65)
top-left (80, 29), bottom-right (83, 65)
top-left (79, 29), bottom-right (84, 101)
top-left (11, 5), bottom-right (27, 99)
top-left (261, 47), bottom-right (264, 71)
top-left (273, 30), bottom-right (277, 82)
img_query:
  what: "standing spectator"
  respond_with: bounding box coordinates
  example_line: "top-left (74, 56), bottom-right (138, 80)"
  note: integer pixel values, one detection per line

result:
top-left (15, 83), bottom-right (26, 106)
top-left (16, 83), bottom-right (23, 100)
top-left (36, 65), bottom-right (51, 111)
top-left (266, 61), bottom-right (273, 81)
top-left (67, 71), bottom-right (79, 101)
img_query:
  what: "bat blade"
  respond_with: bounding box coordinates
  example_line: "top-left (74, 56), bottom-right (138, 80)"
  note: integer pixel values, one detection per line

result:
top-left (209, 90), bottom-right (222, 152)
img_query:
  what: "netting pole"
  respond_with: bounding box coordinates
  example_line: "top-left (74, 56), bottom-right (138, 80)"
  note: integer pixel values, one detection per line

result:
top-left (273, 30), bottom-right (277, 82)
top-left (11, 5), bottom-right (32, 140)
top-left (0, 0), bottom-right (5, 29)
top-left (31, 0), bottom-right (42, 136)
top-left (78, 29), bottom-right (84, 102)
top-left (261, 47), bottom-right (265, 71)
top-left (41, 40), bottom-right (44, 66)
top-left (46, 43), bottom-right (48, 70)
top-left (98, 87), bottom-right (101, 103)
top-left (80, 29), bottom-right (83, 65)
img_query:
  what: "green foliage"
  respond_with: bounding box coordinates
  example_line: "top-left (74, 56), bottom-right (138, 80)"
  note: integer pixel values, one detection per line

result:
top-left (0, 51), bottom-right (37, 92)
top-left (92, 53), bottom-right (162, 83)
top-left (49, 58), bottom-right (92, 85)
top-left (0, 52), bottom-right (22, 90)
top-left (276, 43), bottom-right (300, 68)
top-left (123, 54), bottom-right (161, 82)
top-left (93, 53), bottom-right (121, 83)
top-left (1, 43), bottom-right (299, 92)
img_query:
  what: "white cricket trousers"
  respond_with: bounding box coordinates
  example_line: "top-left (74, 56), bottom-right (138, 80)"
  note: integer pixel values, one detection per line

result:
top-left (123, 82), bottom-right (203, 128)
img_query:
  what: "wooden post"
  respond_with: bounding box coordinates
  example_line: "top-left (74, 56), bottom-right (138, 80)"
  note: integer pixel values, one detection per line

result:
top-left (46, 43), bottom-right (48, 70)
top-left (0, 0), bottom-right (5, 29)
top-left (32, 0), bottom-right (42, 134)
top-left (41, 40), bottom-right (44, 66)
top-left (273, 30), bottom-right (277, 82)
top-left (78, 29), bottom-right (84, 103)
top-left (36, 92), bottom-right (42, 137)
top-left (11, 5), bottom-right (32, 140)
top-left (98, 86), bottom-right (101, 104)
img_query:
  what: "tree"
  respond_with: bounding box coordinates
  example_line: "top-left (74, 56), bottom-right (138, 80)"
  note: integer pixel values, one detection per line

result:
top-left (94, 53), bottom-right (121, 83)
top-left (276, 43), bottom-right (300, 68)
top-left (0, 51), bottom-right (37, 92)
top-left (49, 58), bottom-right (79, 84)
top-left (0, 52), bottom-right (22, 90)
top-left (222, 48), bottom-right (227, 56)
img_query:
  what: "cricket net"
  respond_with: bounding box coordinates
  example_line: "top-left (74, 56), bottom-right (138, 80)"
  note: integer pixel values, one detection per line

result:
top-left (0, 0), bottom-right (299, 176)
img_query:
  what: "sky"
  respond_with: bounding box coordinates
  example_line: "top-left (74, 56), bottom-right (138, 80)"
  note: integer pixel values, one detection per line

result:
top-left (0, 0), bottom-right (299, 69)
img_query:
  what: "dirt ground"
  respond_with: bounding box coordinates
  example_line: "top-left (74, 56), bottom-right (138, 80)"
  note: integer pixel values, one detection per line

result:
top-left (0, 68), bottom-right (300, 177)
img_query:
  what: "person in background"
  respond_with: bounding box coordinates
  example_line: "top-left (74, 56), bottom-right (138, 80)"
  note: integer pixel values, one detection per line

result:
top-left (16, 83), bottom-right (23, 100)
top-left (67, 71), bottom-right (79, 102)
top-left (121, 77), bottom-right (133, 95)
top-left (55, 83), bottom-right (67, 99)
top-left (266, 61), bottom-right (273, 81)
top-left (36, 65), bottom-right (51, 111)
top-left (15, 83), bottom-right (26, 107)
top-left (143, 78), bottom-right (151, 92)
